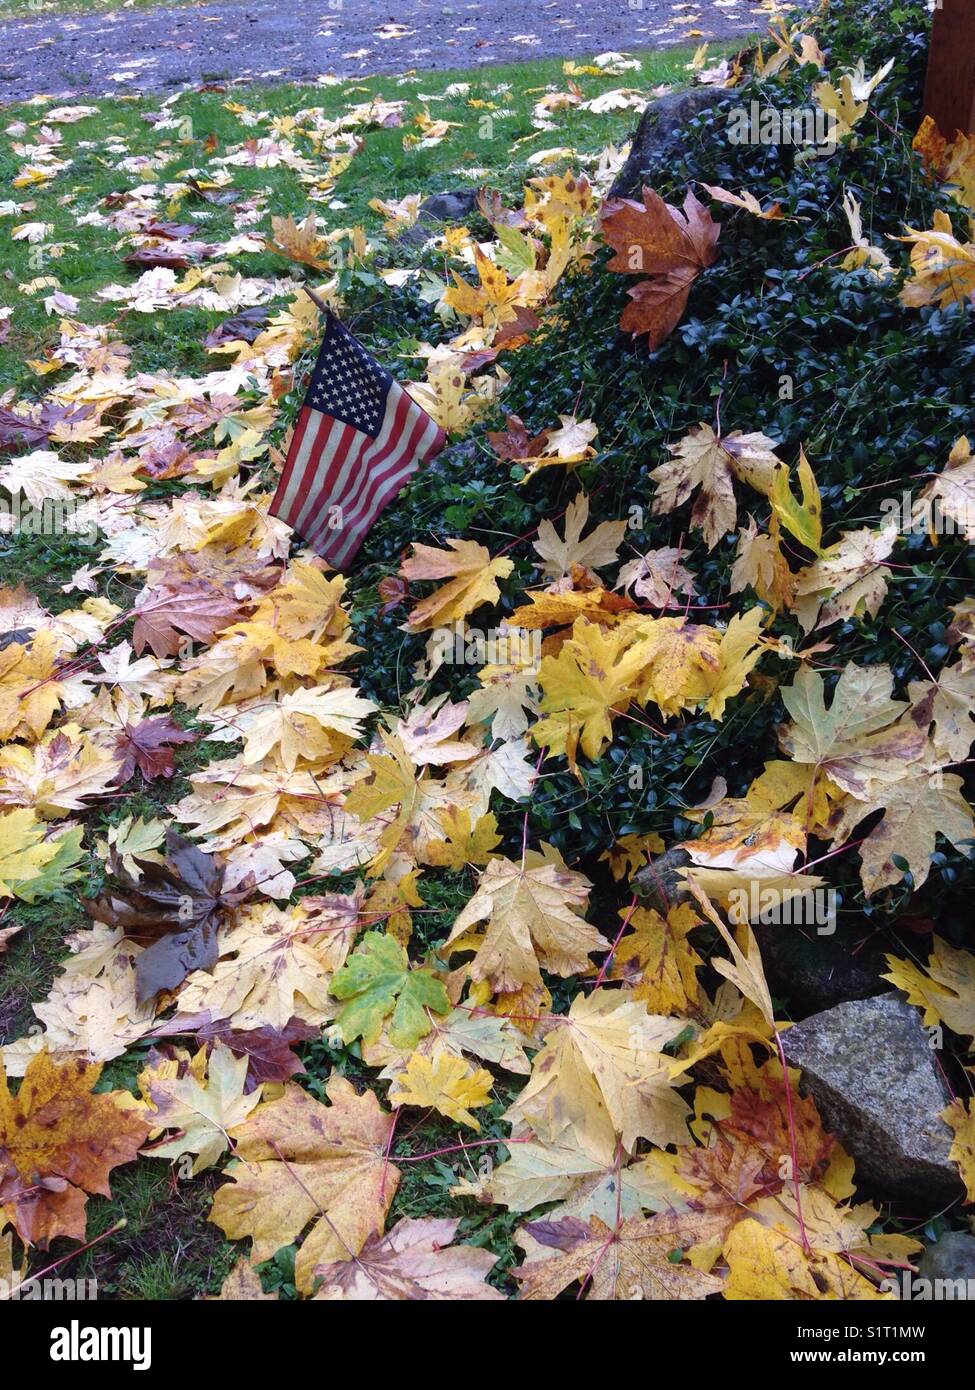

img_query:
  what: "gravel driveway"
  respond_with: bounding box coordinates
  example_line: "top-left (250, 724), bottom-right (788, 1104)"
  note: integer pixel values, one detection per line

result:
top-left (0, 0), bottom-right (775, 102)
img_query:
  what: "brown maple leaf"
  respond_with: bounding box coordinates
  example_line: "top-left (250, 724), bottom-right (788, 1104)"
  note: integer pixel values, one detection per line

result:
top-left (132, 579), bottom-right (245, 658)
top-left (599, 186), bottom-right (720, 348)
top-left (113, 715), bottom-right (197, 783)
top-left (487, 414), bottom-right (551, 462)
top-left (84, 830), bottom-right (247, 1003)
top-left (0, 1049), bottom-right (149, 1247)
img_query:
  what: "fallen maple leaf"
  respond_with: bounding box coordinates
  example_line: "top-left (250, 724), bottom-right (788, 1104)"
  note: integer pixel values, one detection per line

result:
top-left (444, 852), bottom-right (603, 994)
top-left (313, 1216), bottom-right (504, 1300)
top-left (599, 186), bottom-right (720, 348)
top-left (140, 1040), bottom-right (262, 1175)
top-left (113, 714), bottom-right (196, 782)
top-left (0, 808), bottom-right (84, 903)
top-left (778, 662), bottom-right (926, 798)
top-left (399, 538), bottom-right (514, 631)
top-left (943, 1098), bottom-right (975, 1202)
top-left (724, 1217), bottom-right (891, 1299)
top-left (389, 1048), bottom-right (493, 1130)
top-left (0, 1048), bottom-right (149, 1246)
top-left (882, 936), bottom-right (975, 1040)
top-left (650, 423), bottom-right (782, 550)
top-left (209, 1075), bottom-right (399, 1295)
top-left (330, 931), bottom-right (450, 1048)
top-left (84, 830), bottom-right (242, 1003)
top-left (132, 580), bottom-right (245, 658)
top-left (515, 1211), bottom-right (725, 1300)
top-left (505, 988), bottom-right (690, 1157)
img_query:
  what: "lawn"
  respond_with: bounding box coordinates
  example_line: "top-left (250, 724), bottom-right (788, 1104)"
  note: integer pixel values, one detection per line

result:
top-left (2, 0), bottom-right (974, 1311)
top-left (0, 40), bottom-right (709, 1299)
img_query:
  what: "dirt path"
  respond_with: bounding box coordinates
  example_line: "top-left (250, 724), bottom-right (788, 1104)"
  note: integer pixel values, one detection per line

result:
top-left (0, 0), bottom-right (773, 103)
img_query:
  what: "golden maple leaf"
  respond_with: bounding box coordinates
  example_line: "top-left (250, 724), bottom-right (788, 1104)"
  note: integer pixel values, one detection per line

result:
top-left (443, 852), bottom-right (602, 993)
top-left (140, 1041), bottom-right (262, 1175)
top-left (898, 210), bottom-right (975, 309)
top-left (504, 988), bottom-right (691, 1157)
top-left (882, 936), bottom-right (975, 1040)
top-left (913, 114), bottom-right (975, 214)
top-left (724, 1218), bottom-right (893, 1300)
top-left (266, 212), bottom-right (331, 271)
top-left (943, 1098), bottom-right (975, 1203)
top-left (609, 902), bottom-right (705, 1015)
top-left (389, 1049), bottom-right (493, 1130)
top-left (210, 1075), bottom-right (399, 1295)
top-left (0, 1048), bottom-right (149, 1247)
top-left (420, 807), bottom-right (501, 869)
top-left (531, 617), bottom-right (652, 769)
top-left (400, 537), bottom-right (514, 631)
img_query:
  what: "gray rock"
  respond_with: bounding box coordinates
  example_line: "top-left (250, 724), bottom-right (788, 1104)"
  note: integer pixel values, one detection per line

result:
top-left (610, 86), bottom-right (735, 200)
top-left (917, 1233), bottom-right (975, 1297)
top-left (782, 993), bottom-right (962, 1201)
top-left (752, 914), bottom-right (889, 1013)
top-left (400, 189), bottom-right (481, 245)
top-left (418, 189), bottom-right (480, 223)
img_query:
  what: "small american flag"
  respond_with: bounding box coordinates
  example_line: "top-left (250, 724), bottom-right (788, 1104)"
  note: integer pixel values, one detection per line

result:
top-left (270, 312), bottom-right (446, 570)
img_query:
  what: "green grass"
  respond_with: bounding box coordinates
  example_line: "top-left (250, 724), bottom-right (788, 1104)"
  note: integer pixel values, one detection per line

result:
top-left (0, 41), bottom-right (716, 1298)
top-left (0, 45), bottom-right (713, 394)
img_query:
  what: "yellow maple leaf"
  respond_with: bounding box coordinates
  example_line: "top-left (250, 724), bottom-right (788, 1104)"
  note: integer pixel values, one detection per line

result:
top-left (420, 807), bottom-right (501, 869)
top-left (505, 989), bottom-right (691, 1159)
top-left (210, 1075), bottom-right (399, 1295)
top-left (0, 807), bottom-right (84, 903)
top-left (531, 618), bottom-right (653, 770)
top-left (882, 937), bottom-right (975, 1040)
top-left (0, 631), bottom-right (64, 742)
top-left (266, 212), bottom-right (331, 271)
top-left (599, 830), bottom-right (665, 882)
top-left (400, 538), bottom-right (513, 632)
top-left (770, 447), bottom-right (823, 554)
top-left (943, 1098), bottom-right (975, 1202)
top-left (898, 210), bottom-right (975, 309)
top-left (444, 246), bottom-right (523, 329)
top-left (609, 902), bottom-right (705, 1015)
top-left (724, 1217), bottom-right (893, 1299)
top-left (443, 853), bottom-right (603, 993)
top-left (343, 730), bottom-right (422, 874)
top-left (240, 685), bottom-right (376, 772)
top-left (390, 1049), bottom-right (493, 1130)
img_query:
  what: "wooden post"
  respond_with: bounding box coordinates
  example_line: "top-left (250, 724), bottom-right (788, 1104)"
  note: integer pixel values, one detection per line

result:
top-left (923, 0), bottom-right (975, 138)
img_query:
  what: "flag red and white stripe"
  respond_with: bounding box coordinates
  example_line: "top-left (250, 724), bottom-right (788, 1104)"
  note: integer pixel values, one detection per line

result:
top-left (270, 314), bottom-right (446, 571)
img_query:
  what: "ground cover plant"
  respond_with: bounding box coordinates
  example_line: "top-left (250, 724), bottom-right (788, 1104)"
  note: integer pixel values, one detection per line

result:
top-left (1, 0), bottom-right (975, 1304)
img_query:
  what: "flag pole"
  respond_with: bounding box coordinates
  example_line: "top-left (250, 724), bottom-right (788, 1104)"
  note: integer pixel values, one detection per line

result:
top-left (301, 283), bottom-right (334, 319)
